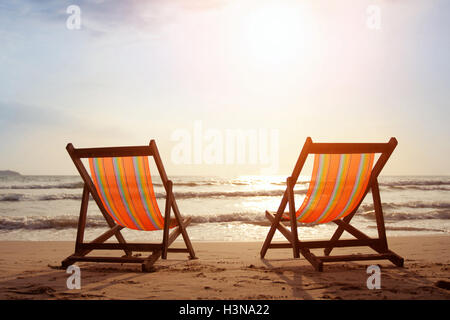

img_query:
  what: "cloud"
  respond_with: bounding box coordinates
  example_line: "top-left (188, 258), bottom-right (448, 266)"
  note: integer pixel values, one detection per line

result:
top-left (0, 101), bottom-right (67, 130)
top-left (0, 0), bottom-right (229, 41)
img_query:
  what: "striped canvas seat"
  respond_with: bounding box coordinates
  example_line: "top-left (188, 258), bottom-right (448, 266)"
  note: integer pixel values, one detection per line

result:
top-left (295, 153), bottom-right (374, 224)
top-left (89, 156), bottom-right (166, 231)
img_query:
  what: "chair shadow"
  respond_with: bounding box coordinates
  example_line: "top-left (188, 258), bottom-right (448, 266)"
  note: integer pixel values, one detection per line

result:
top-left (261, 259), bottom-right (314, 299)
top-left (0, 258), bottom-right (190, 299)
top-left (260, 254), bottom-right (450, 299)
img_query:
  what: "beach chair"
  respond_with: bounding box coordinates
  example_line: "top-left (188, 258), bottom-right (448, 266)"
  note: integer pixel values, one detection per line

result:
top-left (261, 137), bottom-right (404, 271)
top-left (61, 140), bottom-right (196, 272)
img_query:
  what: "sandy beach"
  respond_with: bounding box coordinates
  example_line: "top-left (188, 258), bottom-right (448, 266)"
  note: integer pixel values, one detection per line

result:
top-left (0, 235), bottom-right (448, 300)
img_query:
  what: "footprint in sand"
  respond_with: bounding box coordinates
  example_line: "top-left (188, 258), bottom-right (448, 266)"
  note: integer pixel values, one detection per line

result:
top-left (8, 285), bottom-right (56, 295)
top-left (434, 280), bottom-right (450, 290)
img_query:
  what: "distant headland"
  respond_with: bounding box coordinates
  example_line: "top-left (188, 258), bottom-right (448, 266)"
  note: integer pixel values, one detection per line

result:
top-left (0, 170), bottom-right (21, 176)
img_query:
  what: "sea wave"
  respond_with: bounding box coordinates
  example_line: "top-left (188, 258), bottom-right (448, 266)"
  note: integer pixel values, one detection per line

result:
top-left (1, 207), bottom-right (448, 231)
top-left (360, 209), bottom-right (450, 221)
top-left (0, 189), bottom-right (308, 202)
top-left (166, 189), bottom-right (307, 199)
top-left (189, 212), bottom-right (265, 224)
top-left (0, 182), bottom-right (84, 190)
top-left (0, 213), bottom-right (267, 230)
top-left (0, 181), bottom-right (166, 190)
top-left (0, 194), bottom-right (24, 201)
top-left (384, 185), bottom-right (450, 191)
top-left (0, 193), bottom-right (82, 202)
top-left (379, 179), bottom-right (450, 187)
top-left (359, 201), bottom-right (450, 211)
top-left (0, 216), bottom-right (107, 230)
top-left (1, 176), bottom-right (449, 190)
top-left (368, 226), bottom-right (446, 233)
top-left (379, 179), bottom-right (450, 191)
top-left (0, 180), bottom-right (302, 189)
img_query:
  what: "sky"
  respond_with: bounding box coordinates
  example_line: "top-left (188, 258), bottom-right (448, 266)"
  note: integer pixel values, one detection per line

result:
top-left (0, 0), bottom-right (449, 176)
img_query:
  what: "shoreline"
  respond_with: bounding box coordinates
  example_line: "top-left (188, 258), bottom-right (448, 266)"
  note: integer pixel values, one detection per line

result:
top-left (0, 235), bottom-right (449, 299)
top-left (0, 233), bottom-right (448, 242)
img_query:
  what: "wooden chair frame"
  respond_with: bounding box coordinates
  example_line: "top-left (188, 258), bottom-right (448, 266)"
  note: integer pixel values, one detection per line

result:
top-left (61, 140), bottom-right (196, 272)
top-left (260, 137), bottom-right (404, 271)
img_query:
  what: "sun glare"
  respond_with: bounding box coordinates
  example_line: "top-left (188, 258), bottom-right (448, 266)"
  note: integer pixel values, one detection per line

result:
top-left (240, 2), bottom-right (314, 68)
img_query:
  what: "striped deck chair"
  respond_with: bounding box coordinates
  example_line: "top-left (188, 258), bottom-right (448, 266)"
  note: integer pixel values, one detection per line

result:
top-left (61, 140), bottom-right (196, 272)
top-left (261, 137), bottom-right (404, 271)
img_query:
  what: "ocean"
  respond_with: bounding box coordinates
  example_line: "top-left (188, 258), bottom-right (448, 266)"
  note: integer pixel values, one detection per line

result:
top-left (0, 175), bottom-right (449, 242)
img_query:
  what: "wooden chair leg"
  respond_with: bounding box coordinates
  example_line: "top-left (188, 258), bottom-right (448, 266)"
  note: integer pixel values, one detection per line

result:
top-left (142, 251), bottom-right (161, 272)
top-left (143, 217), bottom-right (193, 271)
top-left (95, 210), bottom-right (131, 257)
top-left (372, 180), bottom-right (388, 251)
top-left (171, 199), bottom-right (196, 259)
top-left (265, 211), bottom-right (294, 243)
top-left (324, 218), bottom-right (404, 268)
top-left (299, 246), bottom-right (323, 271)
top-left (106, 224), bottom-right (131, 257)
top-left (261, 138), bottom-right (310, 258)
top-left (287, 177), bottom-right (300, 258)
top-left (74, 185), bottom-right (89, 254)
top-left (323, 211), bottom-right (356, 256)
top-left (261, 198), bottom-right (289, 258)
top-left (62, 224), bottom-right (124, 268)
top-left (325, 180), bottom-right (390, 255)
top-left (151, 140), bottom-right (196, 259)
top-left (162, 181), bottom-right (172, 260)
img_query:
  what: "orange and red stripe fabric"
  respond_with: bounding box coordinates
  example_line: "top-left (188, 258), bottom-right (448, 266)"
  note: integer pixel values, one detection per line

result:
top-left (88, 156), bottom-right (166, 231)
top-left (296, 153), bottom-right (374, 224)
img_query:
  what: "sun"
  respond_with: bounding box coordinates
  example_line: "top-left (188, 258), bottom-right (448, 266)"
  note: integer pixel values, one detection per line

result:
top-left (240, 2), bottom-right (314, 68)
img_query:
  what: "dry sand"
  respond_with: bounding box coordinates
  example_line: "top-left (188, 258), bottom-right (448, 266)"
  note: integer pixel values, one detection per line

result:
top-left (0, 236), bottom-right (449, 300)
